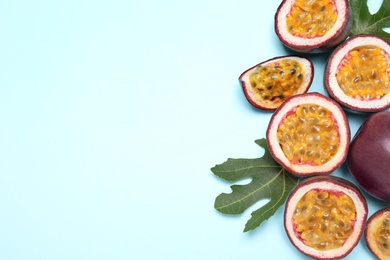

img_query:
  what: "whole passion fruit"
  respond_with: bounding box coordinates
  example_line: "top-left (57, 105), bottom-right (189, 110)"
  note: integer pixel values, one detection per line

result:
top-left (239, 56), bottom-right (313, 110)
top-left (348, 112), bottom-right (390, 202)
top-left (365, 207), bottom-right (390, 260)
top-left (266, 92), bottom-right (350, 177)
top-left (325, 35), bottom-right (390, 112)
top-left (274, 0), bottom-right (351, 53)
top-left (284, 176), bottom-right (368, 259)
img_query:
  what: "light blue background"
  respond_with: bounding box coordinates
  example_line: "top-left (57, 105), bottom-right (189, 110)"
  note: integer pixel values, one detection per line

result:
top-left (0, 0), bottom-right (388, 259)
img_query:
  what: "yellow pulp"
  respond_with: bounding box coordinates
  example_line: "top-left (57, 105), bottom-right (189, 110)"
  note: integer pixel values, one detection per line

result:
top-left (286, 0), bottom-right (338, 38)
top-left (293, 190), bottom-right (356, 251)
top-left (277, 104), bottom-right (340, 165)
top-left (249, 59), bottom-right (304, 102)
top-left (336, 45), bottom-right (390, 100)
top-left (374, 217), bottom-right (390, 256)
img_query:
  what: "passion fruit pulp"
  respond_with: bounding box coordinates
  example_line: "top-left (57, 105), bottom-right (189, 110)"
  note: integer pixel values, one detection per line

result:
top-left (266, 92), bottom-right (350, 177)
top-left (348, 112), bottom-right (390, 202)
top-left (274, 0), bottom-right (351, 53)
top-left (284, 176), bottom-right (368, 259)
top-left (325, 34), bottom-right (390, 112)
top-left (365, 207), bottom-right (390, 260)
top-left (239, 56), bottom-right (313, 110)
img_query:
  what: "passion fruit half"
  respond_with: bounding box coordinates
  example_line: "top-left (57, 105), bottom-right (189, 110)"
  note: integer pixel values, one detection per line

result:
top-left (325, 35), bottom-right (390, 112)
top-left (239, 56), bottom-right (313, 110)
top-left (348, 112), bottom-right (390, 202)
top-left (284, 176), bottom-right (368, 259)
top-left (266, 92), bottom-right (350, 177)
top-left (274, 0), bottom-right (351, 53)
top-left (365, 207), bottom-right (390, 260)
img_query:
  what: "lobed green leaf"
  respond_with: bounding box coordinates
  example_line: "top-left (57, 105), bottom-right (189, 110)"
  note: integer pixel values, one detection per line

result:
top-left (350, 0), bottom-right (390, 41)
top-left (212, 139), bottom-right (299, 232)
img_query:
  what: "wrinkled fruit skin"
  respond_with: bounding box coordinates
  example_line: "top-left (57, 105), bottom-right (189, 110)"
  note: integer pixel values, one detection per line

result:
top-left (239, 56), bottom-right (313, 111)
top-left (324, 35), bottom-right (390, 113)
top-left (348, 112), bottom-right (390, 202)
top-left (274, 0), bottom-right (351, 53)
top-left (365, 207), bottom-right (390, 260)
top-left (284, 176), bottom-right (368, 260)
top-left (266, 92), bottom-right (350, 177)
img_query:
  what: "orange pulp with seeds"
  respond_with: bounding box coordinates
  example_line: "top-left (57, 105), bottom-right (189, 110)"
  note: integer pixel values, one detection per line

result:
top-left (286, 0), bottom-right (338, 38)
top-left (336, 45), bottom-right (390, 100)
top-left (373, 216), bottom-right (390, 256)
top-left (277, 104), bottom-right (340, 165)
top-left (293, 189), bottom-right (356, 250)
top-left (249, 59), bottom-right (304, 103)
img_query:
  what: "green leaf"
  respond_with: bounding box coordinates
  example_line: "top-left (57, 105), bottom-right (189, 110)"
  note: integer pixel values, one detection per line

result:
top-left (212, 139), bottom-right (298, 232)
top-left (350, 0), bottom-right (390, 41)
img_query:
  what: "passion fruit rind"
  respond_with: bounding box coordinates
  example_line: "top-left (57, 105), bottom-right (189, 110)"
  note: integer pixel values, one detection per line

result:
top-left (274, 0), bottom-right (352, 53)
top-left (347, 112), bottom-right (390, 202)
top-left (365, 206), bottom-right (390, 260)
top-left (284, 176), bottom-right (368, 260)
top-left (266, 92), bottom-right (350, 177)
top-left (239, 55), bottom-right (314, 111)
top-left (324, 34), bottom-right (390, 113)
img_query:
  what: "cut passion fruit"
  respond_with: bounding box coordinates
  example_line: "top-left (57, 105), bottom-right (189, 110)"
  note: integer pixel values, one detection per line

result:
top-left (365, 207), bottom-right (390, 260)
top-left (266, 92), bottom-right (350, 177)
top-left (239, 56), bottom-right (313, 110)
top-left (348, 112), bottom-right (390, 202)
top-left (274, 0), bottom-right (351, 53)
top-left (325, 35), bottom-right (390, 112)
top-left (284, 176), bottom-right (368, 259)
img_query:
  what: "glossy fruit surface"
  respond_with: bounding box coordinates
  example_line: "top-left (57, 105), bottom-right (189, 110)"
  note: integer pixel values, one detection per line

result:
top-left (365, 207), bottom-right (390, 260)
top-left (325, 35), bottom-right (390, 112)
top-left (348, 112), bottom-right (390, 202)
top-left (274, 0), bottom-right (351, 53)
top-left (284, 176), bottom-right (368, 259)
top-left (266, 92), bottom-right (350, 177)
top-left (239, 56), bottom-right (313, 110)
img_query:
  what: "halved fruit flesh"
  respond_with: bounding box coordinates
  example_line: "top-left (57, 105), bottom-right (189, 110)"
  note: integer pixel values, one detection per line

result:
top-left (373, 217), bottom-right (390, 255)
top-left (293, 189), bottom-right (356, 250)
top-left (249, 59), bottom-right (304, 103)
top-left (277, 103), bottom-right (340, 166)
top-left (336, 45), bottom-right (390, 100)
top-left (286, 0), bottom-right (337, 38)
top-left (366, 209), bottom-right (390, 259)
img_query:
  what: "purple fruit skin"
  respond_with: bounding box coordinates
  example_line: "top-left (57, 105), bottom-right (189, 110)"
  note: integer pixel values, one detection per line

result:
top-left (348, 112), bottom-right (390, 202)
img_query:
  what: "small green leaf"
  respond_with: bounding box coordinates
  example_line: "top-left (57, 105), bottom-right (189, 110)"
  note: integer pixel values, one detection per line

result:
top-left (212, 139), bottom-right (298, 232)
top-left (350, 0), bottom-right (390, 41)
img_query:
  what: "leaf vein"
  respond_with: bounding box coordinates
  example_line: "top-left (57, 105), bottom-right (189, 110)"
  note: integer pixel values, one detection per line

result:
top-left (216, 169), bottom-right (283, 211)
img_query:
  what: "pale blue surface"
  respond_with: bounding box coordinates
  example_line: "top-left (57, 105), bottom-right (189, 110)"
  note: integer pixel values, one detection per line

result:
top-left (0, 0), bottom-right (388, 259)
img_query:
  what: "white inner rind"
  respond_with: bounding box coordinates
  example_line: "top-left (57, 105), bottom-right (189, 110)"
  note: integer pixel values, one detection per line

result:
top-left (242, 57), bottom-right (312, 108)
top-left (366, 211), bottom-right (390, 259)
top-left (276, 0), bottom-right (348, 48)
top-left (327, 36), bottom-right (390, 110)
top-left (285, 181), bottom-right (366, 258)
top-left (267, 93), bottom-right (349, 175)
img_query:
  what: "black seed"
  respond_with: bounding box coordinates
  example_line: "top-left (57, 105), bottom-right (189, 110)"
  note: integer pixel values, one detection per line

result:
top-left (289, 68), bottom-right (296, 75)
